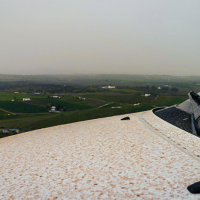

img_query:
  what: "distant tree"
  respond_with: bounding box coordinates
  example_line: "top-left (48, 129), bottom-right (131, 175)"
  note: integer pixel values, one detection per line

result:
top-left (57, 104), bottom-right (63, 111)
top-left (162, 87), bottom-right (169, 91)
top-left (45, 103), bottom-right (52, 110)
top-left (151, 85), bottom-right (156, 90)
top-left (63, 107), bottom-right (67, 111)
top-left (171, 87), bottom-right (179, 92)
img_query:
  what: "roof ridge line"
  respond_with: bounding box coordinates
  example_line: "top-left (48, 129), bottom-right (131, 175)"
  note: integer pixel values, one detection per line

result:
top-left (139, 112), bottom-right (200, 163)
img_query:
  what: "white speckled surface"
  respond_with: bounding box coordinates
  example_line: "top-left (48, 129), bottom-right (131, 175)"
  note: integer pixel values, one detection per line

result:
top-left (144, 110), bottom-right (200, 157)
top-left (0, 111), bottom-right (200, 199)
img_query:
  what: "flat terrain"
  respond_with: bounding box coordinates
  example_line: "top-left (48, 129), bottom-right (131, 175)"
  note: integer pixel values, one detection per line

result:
top-left (0, 74), bottom-right (195, 138)
top-left (0, 90), bottom-right (187, 138)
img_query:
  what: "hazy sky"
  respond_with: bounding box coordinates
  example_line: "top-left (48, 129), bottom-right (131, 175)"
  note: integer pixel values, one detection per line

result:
top-left (1, 0), bottom-right (200, 75)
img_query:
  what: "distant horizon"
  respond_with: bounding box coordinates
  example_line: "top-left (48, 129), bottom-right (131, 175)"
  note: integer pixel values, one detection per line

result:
top-left (1, 73), bottom-right (200, 77)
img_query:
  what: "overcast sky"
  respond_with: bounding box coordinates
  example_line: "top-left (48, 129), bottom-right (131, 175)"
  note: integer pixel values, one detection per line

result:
top-left (0, 0), bottom-right (200, 75)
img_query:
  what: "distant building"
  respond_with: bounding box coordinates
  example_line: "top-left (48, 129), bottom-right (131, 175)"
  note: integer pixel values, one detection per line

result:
top-left (9, 129), bottom-right (19, 133)
top-left (158, 87), bottom-right (161, 90)
top-left (11, 99), bottom-right (15, 101)
top-left (145, 94), bottom-right (151, 97)
top-left (34, 93), bottom-right (40, 95)
top-left (102, 86), bottom-right (115, 89)
top-left (15, 92), bottom-right (19, 94)
top-left (78, 97), bottom-right (86, 100)
top-left (134, 103), bottom-right (140, 106)
top-left (51, 106), bottom-right (56, 112)
top-left (3, 129), bottom-right (10, 133)
top-left (3, 129), bottom-right (19, 134)
top-left (23, 98), bottom-right (31, 101)
top-left (52, 96), bottom-right (60, 99)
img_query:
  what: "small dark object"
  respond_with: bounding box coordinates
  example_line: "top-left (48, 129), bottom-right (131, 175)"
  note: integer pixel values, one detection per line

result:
top-left (121, 117), bottom-right (130, 120)
top-left (187, 181), bottom-right (200, 194)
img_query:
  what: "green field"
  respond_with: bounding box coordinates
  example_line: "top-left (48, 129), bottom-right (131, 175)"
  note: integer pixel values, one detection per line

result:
top-left (0, 92), bottom-right (46, 100)
top-left (0, 76), bottom-right (190, 139)
top-left (0, 91), bottom-right (187, 138)
top-left (0, 95), bottom-right (186, 135)
top-left (0, 109), bottom-right (7, 114)
top-left (0, 93), bottom-right (105, 113)
top-left (0, 101), bottom-right (47, 113)
top-left (30, 98), bottom-right (93, 110)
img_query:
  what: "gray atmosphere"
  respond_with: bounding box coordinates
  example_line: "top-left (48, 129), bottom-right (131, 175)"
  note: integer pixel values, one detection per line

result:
top-left (1, 0), bottom-right (200, 75)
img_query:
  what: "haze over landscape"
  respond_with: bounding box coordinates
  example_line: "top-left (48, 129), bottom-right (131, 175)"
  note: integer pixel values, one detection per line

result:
top-left (1, 0), bottom-right (200, 76)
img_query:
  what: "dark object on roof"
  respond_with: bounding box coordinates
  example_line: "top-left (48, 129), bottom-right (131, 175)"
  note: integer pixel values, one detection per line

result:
top-left (121, 117), bottom-right (130, 120)
top-left (188, 91), bottom-right (200, 136)
top-left (190, 91), bottom-right (200, 105)
top-left (187, 181), bottom-right (200, 194)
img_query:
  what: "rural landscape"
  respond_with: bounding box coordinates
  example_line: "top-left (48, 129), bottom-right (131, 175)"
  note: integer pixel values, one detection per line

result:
top-left (0, 74), bottom-right (200, 138)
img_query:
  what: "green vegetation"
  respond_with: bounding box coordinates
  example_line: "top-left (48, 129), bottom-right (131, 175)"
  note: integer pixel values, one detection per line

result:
top-left (0, 74), bottom-right (193, 138)
top-left (0, 130), bottom-right (19, 138)
top-left (0, 101), bottom-right (47, 113)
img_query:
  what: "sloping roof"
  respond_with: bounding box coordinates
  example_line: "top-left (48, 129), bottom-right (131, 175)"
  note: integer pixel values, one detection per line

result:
top-left (177, 99), bottom-right (193, 114)
top-left (0, 110), bottom-right (200, 199)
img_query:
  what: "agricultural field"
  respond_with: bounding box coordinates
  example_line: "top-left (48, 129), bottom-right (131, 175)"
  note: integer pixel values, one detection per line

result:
top-left (0, 75), bottom-right (193, 138)
top-left (0, 91), bottom-right (188, 139)
top-left (0, 101), bottom-right (47, 113)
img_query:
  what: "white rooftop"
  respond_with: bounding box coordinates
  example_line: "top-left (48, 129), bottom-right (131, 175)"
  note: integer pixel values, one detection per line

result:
top-left (0, 110), bottom-right (200, 199)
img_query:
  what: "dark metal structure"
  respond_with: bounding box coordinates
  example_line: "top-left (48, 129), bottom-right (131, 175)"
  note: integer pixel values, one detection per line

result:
top-left (188, 91), bottom-right (200, 136)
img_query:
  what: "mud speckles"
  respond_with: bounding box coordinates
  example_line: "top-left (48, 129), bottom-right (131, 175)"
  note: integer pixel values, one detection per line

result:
top-left (144, 111), bottom-right (200, 159)
top-left (0, 111), bottom-right (200, 199)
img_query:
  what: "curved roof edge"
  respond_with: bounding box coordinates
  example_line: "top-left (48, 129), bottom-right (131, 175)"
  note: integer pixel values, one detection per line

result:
top-left (1, 110), bottom-right (200, 199)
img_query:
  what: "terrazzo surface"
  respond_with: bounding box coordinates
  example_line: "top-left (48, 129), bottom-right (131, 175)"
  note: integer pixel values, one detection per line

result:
top-left (1, 111), bottom-right (200, 199)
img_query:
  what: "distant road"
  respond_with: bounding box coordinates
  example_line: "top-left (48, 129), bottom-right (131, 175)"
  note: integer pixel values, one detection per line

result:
top-left (86, 97), bottom-right (107, 102)
top-left (0, 107), bottom-right (50, 115)
top-left (98, 102), bottom-right (113, 108)
top-left (0, 108), bottom-right (14, 114)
